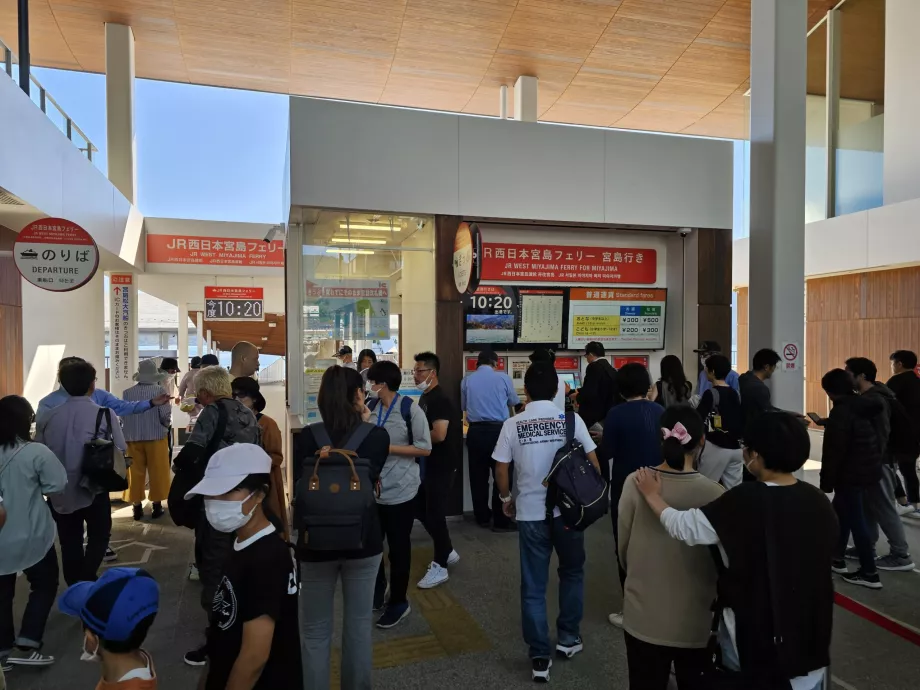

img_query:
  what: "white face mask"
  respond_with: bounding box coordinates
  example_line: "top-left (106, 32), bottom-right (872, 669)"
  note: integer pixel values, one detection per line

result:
top-left (205, 493), bottom-right (256, 533)
top-left (80, 637), bottom-right (100, 663)
top-left (416, 372), bottom-right (432, 392)
top-left (365, 381), bottom-right (380, 399)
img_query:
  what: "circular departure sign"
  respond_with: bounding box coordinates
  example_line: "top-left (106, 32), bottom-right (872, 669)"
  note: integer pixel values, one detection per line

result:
top-left (452, 221), bottom-right (481, 295)
top-left (14, 218), bottom-right (99, 292)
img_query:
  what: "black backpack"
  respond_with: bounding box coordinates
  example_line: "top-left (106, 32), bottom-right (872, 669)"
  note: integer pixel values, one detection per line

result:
top-left (543, 412), bottom-right (608, 531)
top-left (169, 403), bottom-right (228, 528)
top-left (295, 422), bottom-right (379, 551)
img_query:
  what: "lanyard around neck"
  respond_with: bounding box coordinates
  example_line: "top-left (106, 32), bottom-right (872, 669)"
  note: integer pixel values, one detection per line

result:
top-left (376, 393), bottom-right (400, 428)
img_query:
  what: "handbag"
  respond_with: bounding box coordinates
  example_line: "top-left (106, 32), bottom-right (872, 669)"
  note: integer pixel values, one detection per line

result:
top-left (82, 408), bottom-right (132, 492)
top-left (701, 489), bottom-right (793, 690)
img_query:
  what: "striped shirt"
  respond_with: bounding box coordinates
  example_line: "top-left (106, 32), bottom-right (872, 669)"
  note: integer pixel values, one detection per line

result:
top-left (122, 383), bottom-right (171, 442)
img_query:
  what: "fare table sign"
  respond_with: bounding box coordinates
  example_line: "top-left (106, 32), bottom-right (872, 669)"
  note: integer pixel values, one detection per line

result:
top-left (205, 287), bottom-right (264, 321)
top-left (567, 288), bottom-right (667, 350)
top-left (14, 218), bottom-right (99, 291)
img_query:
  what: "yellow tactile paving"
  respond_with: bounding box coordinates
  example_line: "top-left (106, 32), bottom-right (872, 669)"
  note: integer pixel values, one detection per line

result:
top-left (328, 545), bottom-right (492, 686)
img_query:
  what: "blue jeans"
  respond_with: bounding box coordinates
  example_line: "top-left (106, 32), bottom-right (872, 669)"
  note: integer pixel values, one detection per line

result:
top-left (833, 485), bottom-right (876, 574)
top-left (518, 518), bottom-right (585, 659)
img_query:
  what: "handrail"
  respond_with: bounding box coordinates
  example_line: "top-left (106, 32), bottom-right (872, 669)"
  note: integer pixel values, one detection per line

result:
top-left (1, 36), bottom-right (99, 166)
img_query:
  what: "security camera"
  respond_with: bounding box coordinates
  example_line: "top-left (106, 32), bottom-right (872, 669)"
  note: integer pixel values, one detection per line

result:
top-left (678, 227), bottom-right (692, 238)
top-left (263, 225), bottom-right (281, 244)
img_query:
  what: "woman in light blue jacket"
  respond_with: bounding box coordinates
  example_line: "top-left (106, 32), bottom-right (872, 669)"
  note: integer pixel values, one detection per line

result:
top-left (0, 395), bottom-right (67, 670)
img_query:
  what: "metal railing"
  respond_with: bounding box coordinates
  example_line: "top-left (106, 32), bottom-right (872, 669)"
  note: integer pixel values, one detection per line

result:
top-left (258, 358), bottom-right (287, 384)
top-left (1, 37), bottom-right (99, 167)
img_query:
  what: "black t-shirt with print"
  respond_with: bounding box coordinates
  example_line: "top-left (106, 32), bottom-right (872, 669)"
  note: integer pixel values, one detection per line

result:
top-left (206, 528), bottom-right (302, 690)
top-left (419, 385), bottom-right (459, 474)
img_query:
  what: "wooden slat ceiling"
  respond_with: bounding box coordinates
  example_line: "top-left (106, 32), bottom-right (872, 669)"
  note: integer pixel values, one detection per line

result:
top-left (207, 313), bottom-right (286, 357)
top-left (0, 0), bottom-right (864, 139)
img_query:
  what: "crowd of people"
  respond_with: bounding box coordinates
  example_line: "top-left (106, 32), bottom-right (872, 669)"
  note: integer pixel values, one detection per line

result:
top-left (1, 337), bottom-right (919, 689)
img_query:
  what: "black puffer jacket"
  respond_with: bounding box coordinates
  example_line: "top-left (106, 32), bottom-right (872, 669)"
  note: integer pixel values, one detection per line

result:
top-left (820, 394), bottom-right (884, 492)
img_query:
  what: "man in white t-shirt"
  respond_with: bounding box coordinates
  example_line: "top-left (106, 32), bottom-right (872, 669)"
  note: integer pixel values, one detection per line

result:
top-left (493, 361), bottom-right (600, 683)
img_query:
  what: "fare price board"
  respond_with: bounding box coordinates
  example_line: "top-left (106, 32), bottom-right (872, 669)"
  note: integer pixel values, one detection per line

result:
top-left (205, 286), bottom-right (264, 321)
top-left (567, 288), bottom-right (667, 350)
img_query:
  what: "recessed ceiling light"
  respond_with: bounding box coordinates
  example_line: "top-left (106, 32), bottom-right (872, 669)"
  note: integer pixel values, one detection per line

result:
top-left (338, 223), bottom-right (400, 232)
top-left (261, 336), bottom-right (268, 341)
top-left (268, 322), bottom-right (277, 327)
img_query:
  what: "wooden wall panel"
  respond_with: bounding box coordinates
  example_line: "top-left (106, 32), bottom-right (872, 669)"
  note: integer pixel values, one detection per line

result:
top-left (805, 267), bottom-right (920, 416)
top-left (0, 226), bottom-right (23, 396)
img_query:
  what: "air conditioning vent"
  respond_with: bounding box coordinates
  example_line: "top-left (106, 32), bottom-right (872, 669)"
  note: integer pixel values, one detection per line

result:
top-left (0, 187), bottom-right (24, 206)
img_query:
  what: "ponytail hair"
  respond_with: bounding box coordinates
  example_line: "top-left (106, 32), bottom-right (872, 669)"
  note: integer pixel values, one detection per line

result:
top-left (659, 404), bottom-right (705, 470)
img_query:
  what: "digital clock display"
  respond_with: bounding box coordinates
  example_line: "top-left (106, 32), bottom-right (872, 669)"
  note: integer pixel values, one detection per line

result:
top-left (463, 287), bottom-right (517, 347)
top-left (205, 298), bottom-right (264, 321)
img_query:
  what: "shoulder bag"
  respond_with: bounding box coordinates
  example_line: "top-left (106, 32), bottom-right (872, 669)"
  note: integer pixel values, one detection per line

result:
top-left (82, 408), bottom-right (132, 492)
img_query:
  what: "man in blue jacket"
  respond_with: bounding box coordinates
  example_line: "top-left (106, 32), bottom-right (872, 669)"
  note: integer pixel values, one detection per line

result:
top-left (36, 357), bottom-right (170, 423)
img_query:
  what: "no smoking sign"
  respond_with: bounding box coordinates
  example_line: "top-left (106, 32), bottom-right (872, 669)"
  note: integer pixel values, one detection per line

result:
top-left (782, 342), bottom-right (801, 372)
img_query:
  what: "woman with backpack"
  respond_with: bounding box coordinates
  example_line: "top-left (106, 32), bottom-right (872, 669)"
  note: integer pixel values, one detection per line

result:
top-left (618, 405), bottom-right (724, 689)
top-left (365, 361), bottom-right (432, 629)
top-left (696, 355), bottom-right (745, 488)
top-left (295, 366), bottom-right (389, 690)
top-left (655, 355), bottom-right (692, 408)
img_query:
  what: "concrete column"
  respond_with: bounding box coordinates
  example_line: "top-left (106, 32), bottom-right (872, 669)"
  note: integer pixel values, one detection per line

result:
top-left (177, 301), bottom-right (189, 371)
top-left (514, 76), bottom-right (538, 122)
top-left (105, 23), bottom-right (136, 204)
top-left (106, 272), bottom-right (138, 398)
top-left (748, 0), bottom-right (806, 412)
top-left (196, 312), bottom-right (204, 356)
top-left (21, 272), bottom-right (105, 408)
top-left (884, 0), bottom-right (920, 205)
top-left (206, 330), bottom-right (212, 356)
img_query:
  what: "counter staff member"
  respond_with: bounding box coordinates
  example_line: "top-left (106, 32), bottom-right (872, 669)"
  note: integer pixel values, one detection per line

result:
top-left (336, 346), bottom-right (357, 370)
top-left (461, 350), bottom-right (520, 532)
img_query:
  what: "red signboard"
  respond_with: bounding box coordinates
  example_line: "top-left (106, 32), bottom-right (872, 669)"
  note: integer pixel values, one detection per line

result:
top-left (146, 235), bottom-right (284, 267)
top-left (554, 357), bottom-right (580, 371)
top-left (481, 243), bottom-right (656, 284)
top-left (613, 355), bottom-right (649, 369)
top-left (466, 356), bottom-right (506, 372)
top-left (111, 274), bottom-right (133, 285)
top-left (205, 286), bottom-right (263, 300)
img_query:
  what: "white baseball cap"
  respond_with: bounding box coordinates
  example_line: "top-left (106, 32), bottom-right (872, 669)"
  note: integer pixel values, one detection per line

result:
top-left (185, 443), bottom-right (272, 499)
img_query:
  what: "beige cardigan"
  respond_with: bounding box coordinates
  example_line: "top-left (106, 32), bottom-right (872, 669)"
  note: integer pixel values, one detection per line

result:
top-left (618, 469), bottom-right (725, 648)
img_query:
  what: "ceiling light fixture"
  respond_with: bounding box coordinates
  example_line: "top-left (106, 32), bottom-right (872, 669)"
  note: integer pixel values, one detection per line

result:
top-left (330, 237), bottom-right (386, 245)
top-left (326, 248), bottom-right (375, 255)
top-left (338, 223), bottom-right (401, 232)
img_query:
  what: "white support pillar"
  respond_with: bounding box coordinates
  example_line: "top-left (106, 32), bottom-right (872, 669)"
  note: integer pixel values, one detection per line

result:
top-left (105, 23), bottom-right (136, 204)
top-left (514, 76), bottom-right (538, 122)
top-left (107, 273), bottom-right (138, 399)
top-left (206, 330), bottom-right (212, 356)
top-left (21, 273), bottom-right (105, 408)
top-left (748, 0), bottom-right (807, 412)
top-left (499, 84), bottom-right (509, 119)
top-left (884, 0), bottom-right (920, 205)
top-left (196, 312), bottom-right (204, 356)
top-left (177, 301), bottom-right (189, 371)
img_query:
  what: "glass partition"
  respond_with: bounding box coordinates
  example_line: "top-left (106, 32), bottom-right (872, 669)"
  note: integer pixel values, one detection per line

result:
top-left (300, 209), bottom-right (435, 416)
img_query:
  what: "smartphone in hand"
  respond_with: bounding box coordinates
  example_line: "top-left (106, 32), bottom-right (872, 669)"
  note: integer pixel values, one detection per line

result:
top-left (806, 412), bottom-right (825, 426)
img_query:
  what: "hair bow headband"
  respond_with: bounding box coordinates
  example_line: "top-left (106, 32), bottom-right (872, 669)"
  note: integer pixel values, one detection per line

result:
top-left (661, 422), bottom-right (691, 445)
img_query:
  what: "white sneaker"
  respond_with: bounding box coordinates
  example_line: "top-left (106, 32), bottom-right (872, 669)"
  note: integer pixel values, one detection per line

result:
top-left (906, 507), bottom-right (920, 519)
top-left (7, 650), bottom-right (54, 666)
top-left (188, 563), bottom-right (200, 581)
top-left (103, 547), bottom-right (118, 563)
top-left (417, 562), bottom-right (449, 589)
top-left (608, 612), bottom-right (624, 628)
top-left (447, 550), bottom-right (460, 566)
top-left (896, 503), bottom-right (915, 516)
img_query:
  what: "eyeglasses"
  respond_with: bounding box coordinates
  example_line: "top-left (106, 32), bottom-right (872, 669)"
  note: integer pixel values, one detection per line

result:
top-left (413, 368), bottom-right (433, 374)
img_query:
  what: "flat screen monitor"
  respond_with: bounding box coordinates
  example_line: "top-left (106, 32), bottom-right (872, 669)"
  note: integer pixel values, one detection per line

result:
top-left (557, 372), bottom-right (580, 391)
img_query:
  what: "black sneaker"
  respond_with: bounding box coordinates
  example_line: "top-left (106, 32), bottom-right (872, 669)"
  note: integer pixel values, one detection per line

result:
top-left (375, 602), bottom-right (411, 629)
top-left (184, 646), bottom-right (208, 666)
top-left (556, 637), bottom-right (583, 659)
top-left (1, 656), bottom-right (11, 672)
top-left (831, 559), bottom-right (848, 574)
top-left (532, 657), bottom-right (552, 683)
top-left (133, 504), bottom-right (144, 521)
top-left (840, 571), bottom-right (883, 590)
top-left (103, 547), bottom-right (118, 563)
top-left (151, 502), bottom-right (165, 520)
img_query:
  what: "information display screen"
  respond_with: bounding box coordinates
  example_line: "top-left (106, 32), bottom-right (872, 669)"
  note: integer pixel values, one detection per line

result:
top-left (463, 286), bottom-right (517, 346)
top-left (567, 288), bottom-right (666, 350)
top-left (516, 289), bottom-right (566, 346)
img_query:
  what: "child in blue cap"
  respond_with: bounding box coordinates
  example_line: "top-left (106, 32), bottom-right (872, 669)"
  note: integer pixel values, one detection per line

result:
top-left (58, 567), bottom-right (159, 689)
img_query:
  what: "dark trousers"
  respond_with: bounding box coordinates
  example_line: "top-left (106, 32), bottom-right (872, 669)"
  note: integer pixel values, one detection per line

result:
top-left (466, 423), bottom-right (513, 528)
top-left (195, 513), bottom-right (234, 616)
top-left (895, 453), bottom-right (920, 504)
top-left (833, 485), bottom-right (876, 574)
top-left (376, 499), bottom-right (416, 606)
top-left (624, 631), bottom-right (708, 690)
top-left (49, 492), bottom-right (112, 586)
top-left (610, 479), bottom-right (627, 588)
top-left (0, 547), bottom-right (59, 653)
top-left (415, 468), bottom-right (455, 567)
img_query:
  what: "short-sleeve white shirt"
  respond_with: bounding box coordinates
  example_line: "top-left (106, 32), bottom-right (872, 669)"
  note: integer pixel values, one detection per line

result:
top-left (492, 400), bottom-right (597, 521)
